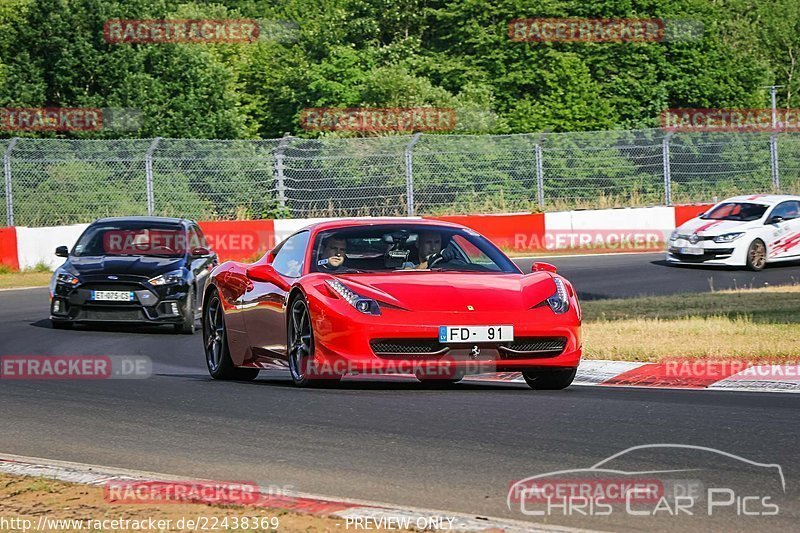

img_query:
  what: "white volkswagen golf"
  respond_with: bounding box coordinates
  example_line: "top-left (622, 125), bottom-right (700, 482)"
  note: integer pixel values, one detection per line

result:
top-left (667, 194), bottom-right (800, 271)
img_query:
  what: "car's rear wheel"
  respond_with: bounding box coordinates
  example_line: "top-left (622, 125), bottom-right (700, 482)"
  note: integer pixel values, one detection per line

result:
top-left (287, 296), bottom-right (340, 387)
top-left (174, 290), bottom-right (196, 334)
top-left (745, 239), bottom-right (767, 271)
top-left (204, 290), bottom-right (259, 381)
top-left (522, 368), bottom-right (577, 390)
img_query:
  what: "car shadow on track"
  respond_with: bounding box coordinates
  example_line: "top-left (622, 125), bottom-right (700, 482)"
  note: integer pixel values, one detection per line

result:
top-left (653, 258), bottom-right (800, 271)
top-left (30, 318), bottom-right (182, 335)
top-left (239, 373), bottom-right (534, 392)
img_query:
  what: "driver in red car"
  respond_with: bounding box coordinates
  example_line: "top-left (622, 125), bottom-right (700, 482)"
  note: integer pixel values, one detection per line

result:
top-left (410, 231), bottom-right (456, 269)
top-left (318, 235), bottom-right (348, 271)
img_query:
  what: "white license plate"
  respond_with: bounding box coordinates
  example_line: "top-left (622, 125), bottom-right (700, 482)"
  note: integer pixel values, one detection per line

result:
top-left (680, 247), bottom-right (704, 255)
top-left (439, 325), bottom-right (513, 343)
top-left (91, 290), bottom-right (134, 302)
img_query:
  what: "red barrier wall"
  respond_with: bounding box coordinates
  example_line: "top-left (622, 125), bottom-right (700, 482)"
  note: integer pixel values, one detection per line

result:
top-left (198, 220), bottom-right (275, 263)
top-left (0, 227), bottom-right (19, 270)
top-left (674, 204), bottom-right (714, 227)
top-left (426, 213), bottom-right (546, 252)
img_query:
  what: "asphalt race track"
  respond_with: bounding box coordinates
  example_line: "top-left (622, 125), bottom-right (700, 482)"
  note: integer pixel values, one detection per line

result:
top-left (1, 254), bottom-right (800, 531)
top-left (515, 252), bottom-right (800, 299)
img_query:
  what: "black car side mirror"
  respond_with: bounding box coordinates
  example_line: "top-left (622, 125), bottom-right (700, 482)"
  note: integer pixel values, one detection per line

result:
top-left (766, 215), bottom-right (784, 225)
top-left (55, 245), bottom-right (69, 257)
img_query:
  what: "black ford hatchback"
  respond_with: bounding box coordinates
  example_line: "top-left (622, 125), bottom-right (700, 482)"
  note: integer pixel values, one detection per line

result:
top-left (50, 217), bottom-right (217, 333)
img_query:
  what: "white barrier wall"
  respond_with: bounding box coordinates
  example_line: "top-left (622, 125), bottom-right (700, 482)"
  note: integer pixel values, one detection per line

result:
top-left (544, 206), bottom-right (676, 230)
top-left (16, 224), bottom-right (89, 270)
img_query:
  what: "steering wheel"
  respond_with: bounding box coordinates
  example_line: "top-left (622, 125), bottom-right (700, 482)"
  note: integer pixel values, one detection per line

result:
top-left (427, 253), bottom-right (445, 268)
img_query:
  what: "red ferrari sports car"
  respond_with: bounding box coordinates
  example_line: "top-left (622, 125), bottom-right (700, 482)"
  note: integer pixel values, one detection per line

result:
top-left (202, 219), bottom-right (582, 389)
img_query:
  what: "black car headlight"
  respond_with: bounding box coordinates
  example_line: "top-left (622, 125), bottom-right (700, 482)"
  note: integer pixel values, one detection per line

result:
top-left (55, 271), bottom-right (79, 285)
top-left (148, 269), bottom-right (185, 286)
top-left (546, 277), bottom-right (570, 314)
top-left (712, 232), bottom-right (744, 243)
top-left (325, 279), bottom-right (380, 315)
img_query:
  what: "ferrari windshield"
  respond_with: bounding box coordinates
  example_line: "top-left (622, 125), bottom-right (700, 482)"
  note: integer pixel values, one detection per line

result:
top-left (73, 224), bottom-right (187, 257)
top-left (310, 225), bottom-right (520, 274)
top-left (701, 202), bottom-right (768, 221)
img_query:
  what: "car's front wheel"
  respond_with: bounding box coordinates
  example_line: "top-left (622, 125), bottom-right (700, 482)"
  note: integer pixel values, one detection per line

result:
top-left (287, 296), bottom-right (340, 387)
top-left (522, 368), bottom-right (577, 390)
top-left (745, 239), bottom-right (767, 271)
top-left (50, 319), bottom-right (73, 330)
top-left (174, 290), bottom-right (196, 334)
top-left (204, 290), bottom-right (259, 381)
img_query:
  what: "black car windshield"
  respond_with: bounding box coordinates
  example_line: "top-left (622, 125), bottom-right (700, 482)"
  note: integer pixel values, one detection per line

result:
top-left (701, 202), bottom-right (768, 222)
top-left (310, 225), bottom-right (520, 274)
top-left (73, 224), bottom-right (187, 257)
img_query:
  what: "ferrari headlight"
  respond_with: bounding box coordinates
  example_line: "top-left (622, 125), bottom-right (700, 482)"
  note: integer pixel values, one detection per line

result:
top-left (148, 269), bottom-right (185, 286)
top-left (326, 279), bottom-right (380, 315)
top-left (55, 271), bottom-right (79, 285)
top-left (713, 232), bottom-right (744, 243)
top-left (547, 277), bottom-right (570, 314)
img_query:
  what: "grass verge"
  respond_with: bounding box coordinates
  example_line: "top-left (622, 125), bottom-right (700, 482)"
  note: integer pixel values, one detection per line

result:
top-left (0, 473), bottom-right (401, 532)
top-left (582, 284), bottom-right (800, 362)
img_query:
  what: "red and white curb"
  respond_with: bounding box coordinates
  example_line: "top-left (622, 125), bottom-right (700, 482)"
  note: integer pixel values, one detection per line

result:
top-left (0, 454), bottom-right (590, 533)
top-left (465, 360), bottom-right (800, 393)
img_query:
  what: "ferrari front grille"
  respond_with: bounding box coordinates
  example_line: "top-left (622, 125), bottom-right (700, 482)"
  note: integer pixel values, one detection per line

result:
top-left (500, 336), bottom-right (567, 357)
top-left (371, 339), bottom-right (448, 357)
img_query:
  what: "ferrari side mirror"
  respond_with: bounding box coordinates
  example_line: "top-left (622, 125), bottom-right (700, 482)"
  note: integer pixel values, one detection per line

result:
top-left (246, 264), bottom-right (290, 291)
top-left (531, 262), bottom-right (557, 273)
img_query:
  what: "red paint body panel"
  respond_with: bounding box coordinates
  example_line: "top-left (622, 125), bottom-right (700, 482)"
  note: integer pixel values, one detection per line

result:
top-left (206, 219), bottom-right (582, 378)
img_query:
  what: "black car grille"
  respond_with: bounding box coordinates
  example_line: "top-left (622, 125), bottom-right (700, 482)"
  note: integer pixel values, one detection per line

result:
top-left (78, 308), bottom-right (145, 321)
top-left (371, 339), bottom-right (445, 357)
top-left (501, 336), bottom-right (567, 357)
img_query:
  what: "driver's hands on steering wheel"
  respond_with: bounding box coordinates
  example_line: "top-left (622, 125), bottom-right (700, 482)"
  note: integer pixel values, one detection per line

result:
top-left (425, 246), bottom-right (456, 267)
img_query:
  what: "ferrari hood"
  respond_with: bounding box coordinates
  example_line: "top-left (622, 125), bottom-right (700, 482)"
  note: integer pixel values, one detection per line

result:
top-left (676, 218), bottom-right (759, 237)
top-left (336, 272), bottom-right (557, 312)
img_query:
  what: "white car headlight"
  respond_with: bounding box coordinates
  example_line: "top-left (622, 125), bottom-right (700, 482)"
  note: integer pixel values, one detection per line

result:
top-left (713, 232), bottom-right (744, 243)
top-left (325, 279), bottom-right (380, 315)
top-left (547, 277), bottom-right (570, 314)
top-left (669, 230), bottom-right (679, 241)
top-left (148, 269), bottom-right (185, 286)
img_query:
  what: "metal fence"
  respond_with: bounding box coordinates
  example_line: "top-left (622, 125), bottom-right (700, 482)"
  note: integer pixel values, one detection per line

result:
top-left (2, 128), bottom-right (799, 226)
